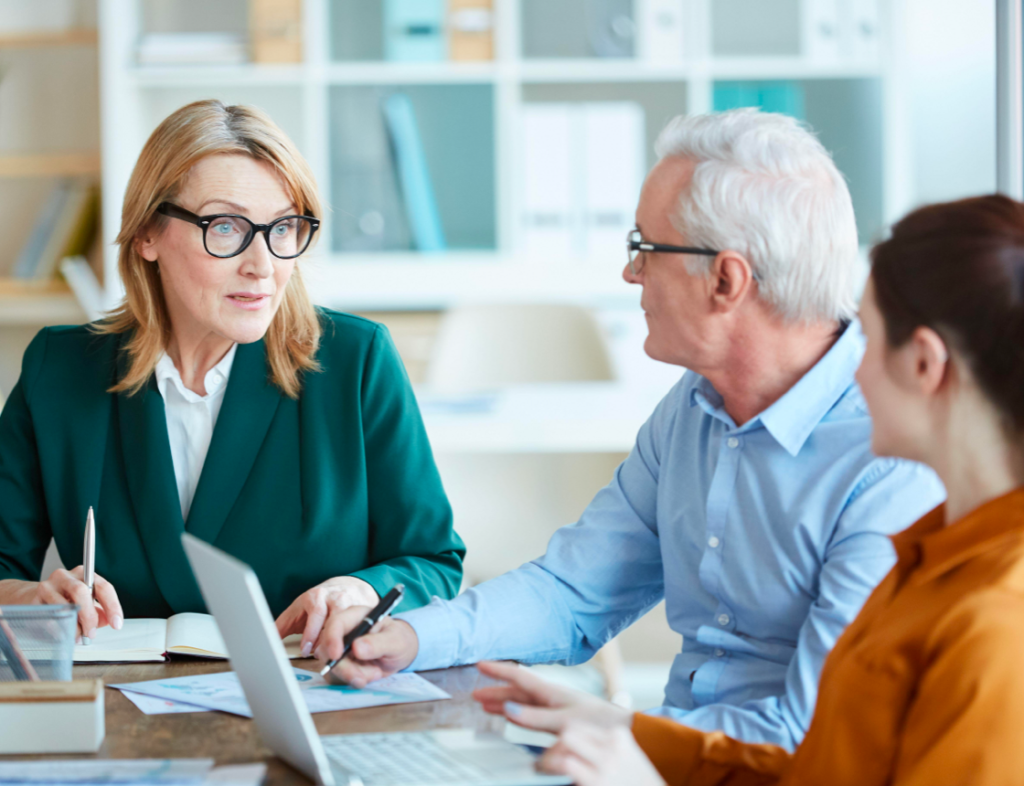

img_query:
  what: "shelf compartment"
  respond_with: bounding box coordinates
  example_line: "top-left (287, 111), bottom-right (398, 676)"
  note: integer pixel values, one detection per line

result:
top-left (0, 152), bottom-right (101, 178)
top-left (329, 83), bottom-right (496, 255)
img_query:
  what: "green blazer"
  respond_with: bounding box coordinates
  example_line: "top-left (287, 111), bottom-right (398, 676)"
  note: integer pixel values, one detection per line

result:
top-left (0, 309), bottom-right (464, 617)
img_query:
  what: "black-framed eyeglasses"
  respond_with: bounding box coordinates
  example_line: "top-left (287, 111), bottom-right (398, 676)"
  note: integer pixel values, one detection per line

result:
top-left (627, 228), bottom-right (719, 275)
top-left (157, 202), bottom-right (321, 260)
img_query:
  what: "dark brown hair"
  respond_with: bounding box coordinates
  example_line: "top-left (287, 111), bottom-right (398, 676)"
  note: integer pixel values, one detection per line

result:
top-left (872, 194), bottom-right (1024, 436)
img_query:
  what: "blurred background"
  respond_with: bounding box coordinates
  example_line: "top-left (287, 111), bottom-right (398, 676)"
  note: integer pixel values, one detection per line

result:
top-left (0, 0), bottom-right (1002, 710)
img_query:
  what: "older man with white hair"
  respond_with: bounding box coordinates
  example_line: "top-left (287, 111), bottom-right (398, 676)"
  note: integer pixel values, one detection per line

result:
top-left (314, 109), bottom-right (946, 750)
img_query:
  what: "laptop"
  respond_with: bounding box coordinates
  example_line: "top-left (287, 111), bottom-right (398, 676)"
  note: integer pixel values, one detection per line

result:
top-left (181, 533), bottom-right (571, 786)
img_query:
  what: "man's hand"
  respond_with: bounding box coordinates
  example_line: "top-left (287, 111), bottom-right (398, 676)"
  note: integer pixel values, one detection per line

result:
top-left (29, 566), bottom-right (123, 642)
top-left (538, 722), bottom-right (666, 786)
top-left (275, 577), bottom-right (379, 658)
top-left (473, 660), bottom-right (632, 733)
top-left (314, 608), bottom-right (420, 687)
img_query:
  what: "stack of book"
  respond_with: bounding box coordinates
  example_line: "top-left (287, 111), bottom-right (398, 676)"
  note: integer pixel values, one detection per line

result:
top-left (10, 177), bottom-right (100, 284)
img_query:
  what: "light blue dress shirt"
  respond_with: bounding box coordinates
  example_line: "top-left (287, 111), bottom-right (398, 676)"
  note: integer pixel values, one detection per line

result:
top-left (399, 321), bottom-right (945, 750)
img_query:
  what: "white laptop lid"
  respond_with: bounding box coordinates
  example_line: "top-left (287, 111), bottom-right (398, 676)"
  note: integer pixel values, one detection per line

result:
top-left (181, 533), bottom-right (336, 786)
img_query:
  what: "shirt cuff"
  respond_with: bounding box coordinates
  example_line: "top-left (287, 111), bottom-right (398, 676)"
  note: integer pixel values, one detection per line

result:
top-left (395, 596), bottom-right (458, 672)
top-left (632, 712), bottom-right (706, 786)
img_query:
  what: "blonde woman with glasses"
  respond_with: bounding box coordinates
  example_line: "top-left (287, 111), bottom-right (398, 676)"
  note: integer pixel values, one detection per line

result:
top-left (0, 100), bottom-right (464, 659)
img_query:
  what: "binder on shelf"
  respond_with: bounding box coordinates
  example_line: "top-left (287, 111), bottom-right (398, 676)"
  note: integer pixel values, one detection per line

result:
top-left (714, 81), bottom-right (806, 121)
top-left (581, 103), bottom-right (645, 262)
top-left (383, 0), bottom-right (446, 62)
top-left (249, 0), bottom-right (303, 64)
top-left (802, 0), bottom-right (841, 63)
top-left (521, 102), bottom-right (646, 263)
top-left (521, 104), bottom-right (575, 260)
top-left (449, 0), bottom-right (493, 61)
top-left (636, 0), bottom-right (686, 64)
top-left (382, 93), bottom-right (447, 252)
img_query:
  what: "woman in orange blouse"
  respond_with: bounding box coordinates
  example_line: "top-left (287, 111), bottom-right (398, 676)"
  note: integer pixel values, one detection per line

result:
top-left (474, 195), bottom-right (1024, 786)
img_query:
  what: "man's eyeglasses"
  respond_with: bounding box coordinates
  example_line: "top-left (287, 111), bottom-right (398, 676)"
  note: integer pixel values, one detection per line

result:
top-left (157, 202), bottom-right (321, 260)
top-left (626, 228), bottom-right (719, 276)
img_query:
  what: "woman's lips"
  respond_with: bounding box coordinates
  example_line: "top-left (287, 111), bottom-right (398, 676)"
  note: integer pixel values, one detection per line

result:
top-left (226, 293), bottom-right (271, 311)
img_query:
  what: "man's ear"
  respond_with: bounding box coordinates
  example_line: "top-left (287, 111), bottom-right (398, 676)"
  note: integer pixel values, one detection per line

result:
top-left (708, 250), bottom-right (756, 313)
top-left (900, 326), bottom-right (949, 395)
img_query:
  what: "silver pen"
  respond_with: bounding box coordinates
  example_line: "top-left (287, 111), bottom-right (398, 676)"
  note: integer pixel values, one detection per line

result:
top-left (81, 506), bottom-right (95, 646)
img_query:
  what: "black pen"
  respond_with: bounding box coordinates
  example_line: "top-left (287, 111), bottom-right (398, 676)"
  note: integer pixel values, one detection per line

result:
top-left (319, 584), bottom-right (404, 676)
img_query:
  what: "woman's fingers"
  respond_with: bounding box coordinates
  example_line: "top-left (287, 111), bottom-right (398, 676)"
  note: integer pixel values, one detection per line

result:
top-left (92, 574), bottom-right (123, 631)
top-left (502, 701), bottom-right (571, 733)
top-left (539, 749), bottom-right (596, 786)
top-left (472, 684), bottom-right (532, 706)
top-left (49, 569), bottom-right (99, 638)
top-left (298, 590), bottom-right (330, 658)
top-left (477, 660), bottom-right (563, 704)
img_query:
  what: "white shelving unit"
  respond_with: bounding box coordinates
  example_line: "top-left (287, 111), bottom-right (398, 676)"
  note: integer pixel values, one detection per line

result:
top-left (97, 0), bottom-right (903, 312)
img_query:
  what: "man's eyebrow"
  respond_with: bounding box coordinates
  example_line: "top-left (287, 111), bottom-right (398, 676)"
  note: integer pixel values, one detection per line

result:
top-left (196, 199), bottom-right (297, 218)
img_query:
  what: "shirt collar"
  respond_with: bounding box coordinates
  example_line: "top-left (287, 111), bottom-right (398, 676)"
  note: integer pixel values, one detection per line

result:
top-left (897, 487), bottom-right (1024, 585)
top-left (689, 319), bottom-right (865, 456)
top-left (155, 344), bottom-right (237, 404)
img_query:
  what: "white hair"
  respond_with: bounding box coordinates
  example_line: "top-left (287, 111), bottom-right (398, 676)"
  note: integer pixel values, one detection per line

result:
top-left (654, 108), bottom-right (859, 323)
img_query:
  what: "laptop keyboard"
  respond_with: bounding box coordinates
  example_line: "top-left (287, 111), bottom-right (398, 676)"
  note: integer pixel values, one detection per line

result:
top-left (321, 732), bottom-right (491, 786)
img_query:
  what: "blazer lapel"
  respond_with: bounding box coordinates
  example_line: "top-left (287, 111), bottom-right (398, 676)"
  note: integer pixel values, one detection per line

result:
top-left (185, 339), bottom-right (282, 545)
top-left (116, 354), bottom-right (203, 611)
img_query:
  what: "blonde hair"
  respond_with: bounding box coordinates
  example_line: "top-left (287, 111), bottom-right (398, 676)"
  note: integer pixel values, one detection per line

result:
top-left (97, 99), bottom-right (323, 398)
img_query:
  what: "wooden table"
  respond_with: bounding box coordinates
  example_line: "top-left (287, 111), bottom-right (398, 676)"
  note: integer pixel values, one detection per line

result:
top-left (4, 660), bottom-right (505, 785)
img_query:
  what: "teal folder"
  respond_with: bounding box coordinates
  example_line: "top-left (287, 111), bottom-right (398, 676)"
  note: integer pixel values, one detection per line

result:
top-left (382, 93), bottom-right (447, 252)
top-left (713, 81), bottom-right (806, 120)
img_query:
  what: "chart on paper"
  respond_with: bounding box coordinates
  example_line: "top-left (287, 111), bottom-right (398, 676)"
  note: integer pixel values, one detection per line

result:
top-left (111, 667), bottom-right (450, 717)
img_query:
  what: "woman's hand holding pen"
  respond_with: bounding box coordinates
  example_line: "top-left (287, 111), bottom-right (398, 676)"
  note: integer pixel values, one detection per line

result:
top-left (275, 576), bottom-right (380, 659)
top-left (25, 566), bottom-right (123, 642)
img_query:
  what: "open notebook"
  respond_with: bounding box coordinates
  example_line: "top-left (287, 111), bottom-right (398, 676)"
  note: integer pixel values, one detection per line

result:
top-left (72, 612), bottom-right (304, 663)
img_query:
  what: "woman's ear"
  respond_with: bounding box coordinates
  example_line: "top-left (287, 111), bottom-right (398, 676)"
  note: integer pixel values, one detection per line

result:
top-left (903, 325), bottom-right (949, 395)
top-left (135, 224), bottom-right (159, 263)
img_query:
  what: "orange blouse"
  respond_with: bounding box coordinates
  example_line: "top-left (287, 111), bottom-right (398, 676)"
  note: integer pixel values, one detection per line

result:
top-left (633, 488), bottom-right (1024, 786)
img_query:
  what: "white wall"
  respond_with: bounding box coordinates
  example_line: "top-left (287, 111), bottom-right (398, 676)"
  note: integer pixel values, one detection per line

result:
top-left (903, 0), bottom-right (997, 206)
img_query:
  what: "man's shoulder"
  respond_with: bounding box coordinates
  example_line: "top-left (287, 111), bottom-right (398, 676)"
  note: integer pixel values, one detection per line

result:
top-left (823, 379), bottom-right (870, 422)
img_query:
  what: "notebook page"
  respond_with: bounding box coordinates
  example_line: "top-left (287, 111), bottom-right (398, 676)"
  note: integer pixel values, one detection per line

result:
top-left (72, 618), bottom-right (168, 662)
top-left (165, 612), bottom-right (228, 658)
top-left (165, 612), bottom-right (305, 659)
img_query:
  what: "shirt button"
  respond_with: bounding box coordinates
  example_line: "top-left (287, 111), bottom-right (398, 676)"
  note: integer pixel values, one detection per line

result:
top-left (715, 649), bottom-right (725, 657)
top-left (717, 613), bottom-right (730, 626)
top-left (708, 536), bottom-right (720, 548)
top-left (726, 437), bottom-right (739, 449)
